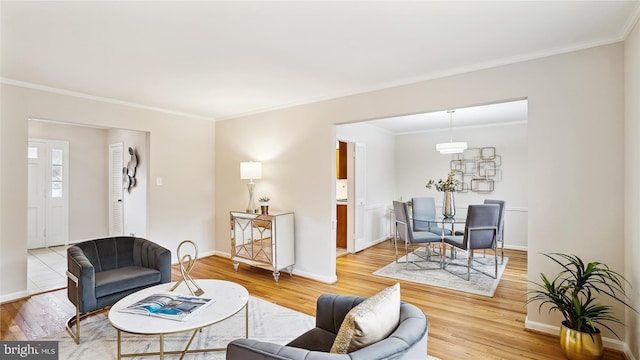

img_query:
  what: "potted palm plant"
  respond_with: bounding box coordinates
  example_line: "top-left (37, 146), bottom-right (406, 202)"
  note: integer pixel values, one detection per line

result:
top-left (526, 253), bottom-right (635, 360)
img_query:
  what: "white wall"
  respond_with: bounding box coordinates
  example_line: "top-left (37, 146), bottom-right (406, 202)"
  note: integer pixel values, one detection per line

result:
top-left (0, 84), bottom-right (216, 302)
top-left (108, 128), bottom-right (149, 238)
top-left (214, 43), bottom-right (627, 345)
top-left (624, 18), bottom-right (640, 360)
top-left (28, 121), bottom-right (110, 241)
top-left (395, 122), bottom-right (528, 249)
top-left (214, 111), bottom-right (339, 282)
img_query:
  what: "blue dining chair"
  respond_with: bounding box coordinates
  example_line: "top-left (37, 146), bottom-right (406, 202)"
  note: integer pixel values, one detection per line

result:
top-left (411, 197), bottom-right (452, 236)
top-left (442, 204), bottom-right (500, 280)
top-left (392, 201), bottom-right (442, 268)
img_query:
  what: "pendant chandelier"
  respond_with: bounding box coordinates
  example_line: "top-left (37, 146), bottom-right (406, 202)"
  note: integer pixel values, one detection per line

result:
top-left (436, 110), bottom-right (467, 154)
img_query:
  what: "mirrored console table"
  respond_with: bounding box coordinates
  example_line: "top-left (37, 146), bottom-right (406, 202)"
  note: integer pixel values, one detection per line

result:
top-left (230, 210), bottom-right (295, 282)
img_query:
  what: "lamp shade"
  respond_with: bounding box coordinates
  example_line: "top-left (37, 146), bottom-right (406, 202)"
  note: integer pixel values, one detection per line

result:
top-left (436, 142), bottom-right (468, 154)
top-left (240, 162), bottom-right (262, 180)
top-left (436, 110), bottom-right (467, 154)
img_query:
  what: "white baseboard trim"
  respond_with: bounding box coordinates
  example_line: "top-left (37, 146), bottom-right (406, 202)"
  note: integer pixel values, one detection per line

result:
top-left (525, 317), bottom-right (628, 353)
top-left (624, 343), bottom-right (638, 360)
top-left (198, 250), bottom-right (217, 259)
top-left (211, 250), bottom-right (338, 284)
top-left (356, 237), bottom-right (390, 253)
top-left (504, 244), bottom-right (528, 251)
top-left (213, 250), bottom-right (231, 258)
top-left (292, 269), bottom-right (338, 284)
top-left (0, 290), bottom-right (30, 304)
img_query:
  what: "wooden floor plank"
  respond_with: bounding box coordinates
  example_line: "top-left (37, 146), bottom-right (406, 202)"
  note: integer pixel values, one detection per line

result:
top-left (0, 242), bottom-right (627, 359)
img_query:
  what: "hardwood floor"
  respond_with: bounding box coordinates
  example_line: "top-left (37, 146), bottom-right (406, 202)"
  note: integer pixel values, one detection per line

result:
top-left (0, 242), bottom-right (627, 360)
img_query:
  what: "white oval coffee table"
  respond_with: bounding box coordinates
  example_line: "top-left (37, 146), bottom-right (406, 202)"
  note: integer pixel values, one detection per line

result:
top-left (109, 279), bottom-right (249, 359)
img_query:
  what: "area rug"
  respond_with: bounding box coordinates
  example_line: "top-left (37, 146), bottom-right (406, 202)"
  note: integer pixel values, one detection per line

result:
top-left (45, 296), bottom-right (441, 359)
top-left (45, 296), bottom-right (314, 359)
top-left (373, 248), bottom-right (508, 297)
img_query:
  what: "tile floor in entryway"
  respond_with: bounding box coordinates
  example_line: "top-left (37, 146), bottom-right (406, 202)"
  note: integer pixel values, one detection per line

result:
top-left (27, 245), bottom-right (68, 295)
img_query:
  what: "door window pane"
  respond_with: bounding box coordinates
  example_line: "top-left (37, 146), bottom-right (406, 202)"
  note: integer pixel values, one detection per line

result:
top-left (28, 147), bottom-right (38, 159)
top-left (52, 181), bottom-right (62, 198)
top-left (51, 149), bottom-right (63, 197)
top-left (51, 149), bottom-right (63, 165)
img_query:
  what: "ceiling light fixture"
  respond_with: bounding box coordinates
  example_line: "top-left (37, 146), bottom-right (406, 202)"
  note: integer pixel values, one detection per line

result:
top-left (436, 110), bottom-right (467, 154)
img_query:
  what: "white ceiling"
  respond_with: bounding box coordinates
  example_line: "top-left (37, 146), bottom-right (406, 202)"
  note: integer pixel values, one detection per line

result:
top-left (365, 99), bottom-right (528, 134)
top-left (1, 1), bottom-right (639, 121)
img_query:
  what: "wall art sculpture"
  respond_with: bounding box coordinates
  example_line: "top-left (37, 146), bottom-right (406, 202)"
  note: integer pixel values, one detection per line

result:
top-left (123, 147), bottom-right (138, 192)
top-left (449, 146), bottom-right (501, 193)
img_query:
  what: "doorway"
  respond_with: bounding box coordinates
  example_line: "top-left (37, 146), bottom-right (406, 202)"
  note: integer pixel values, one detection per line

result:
top-left (336, 141), bottom-right (348, 256)
top-left (335, 139), bottom-right (366, 255)
top-left (26, 120), bottom-right (150, 294)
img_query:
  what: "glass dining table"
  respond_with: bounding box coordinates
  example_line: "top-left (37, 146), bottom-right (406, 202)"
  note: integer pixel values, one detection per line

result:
top-left (410, 215), bottom-right (467, 265)
top-left (411, 216), bottom-right (466, 237)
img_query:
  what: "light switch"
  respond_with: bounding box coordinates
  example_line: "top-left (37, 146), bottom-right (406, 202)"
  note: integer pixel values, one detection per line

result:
top-left (156, 176), bottom-right (163, 186)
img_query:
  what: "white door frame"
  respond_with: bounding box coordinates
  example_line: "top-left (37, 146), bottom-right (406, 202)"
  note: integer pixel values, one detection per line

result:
top-left (335, 139), bottom-right (365, 254)
top-left (109, 142), bottom-right (124, 236)
top-left (27, 138), bottom-right (69, 248)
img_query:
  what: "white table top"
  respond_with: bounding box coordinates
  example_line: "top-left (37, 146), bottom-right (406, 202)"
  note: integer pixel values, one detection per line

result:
top-left (108, 279), bottom-right (249, 335)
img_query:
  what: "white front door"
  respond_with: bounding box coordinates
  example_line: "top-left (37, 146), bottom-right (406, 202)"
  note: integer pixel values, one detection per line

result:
top-left (27, 139), bottom-right (69, 248)
top-left (27, 142), bottom-right (46, 249)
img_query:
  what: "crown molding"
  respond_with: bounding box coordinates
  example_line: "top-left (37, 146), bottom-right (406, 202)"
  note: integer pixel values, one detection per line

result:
top-left (1, 78), bottom-right (216, 122)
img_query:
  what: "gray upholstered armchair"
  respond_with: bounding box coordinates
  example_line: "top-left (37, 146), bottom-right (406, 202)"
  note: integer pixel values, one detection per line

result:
top-left (226, 294), bottom-right (428, 360)
top-left (66, 236), bottom-right (171, 343)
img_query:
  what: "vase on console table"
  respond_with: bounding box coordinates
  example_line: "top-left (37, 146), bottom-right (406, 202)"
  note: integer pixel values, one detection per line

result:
top-left (442, 191), bottom-right (455, 219)
top-left (259, 202), bottom-right (269, 215)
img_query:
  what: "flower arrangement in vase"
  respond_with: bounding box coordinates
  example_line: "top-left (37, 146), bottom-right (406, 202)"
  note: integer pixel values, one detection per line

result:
top-left (425, 170), bottom-right (459, 192)
top-left (426, 170), bottom-right (459, 218)
top-left (258, 196), bottom-right (270, 215)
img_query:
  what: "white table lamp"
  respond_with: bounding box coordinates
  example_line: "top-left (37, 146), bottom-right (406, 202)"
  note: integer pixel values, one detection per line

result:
top-left (240, 162), bottom-right (262, 213)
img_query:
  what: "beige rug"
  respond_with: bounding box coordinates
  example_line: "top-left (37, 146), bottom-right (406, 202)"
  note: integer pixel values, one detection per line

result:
top-left (45, 296), bottom-right (440, 359)
top-left (373, 248), bottom-right (508, 297)
top-left (45, 296), bottom-right (313, 359)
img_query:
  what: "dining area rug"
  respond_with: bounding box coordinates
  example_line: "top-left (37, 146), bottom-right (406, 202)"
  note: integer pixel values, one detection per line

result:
top-left (373, 248), bottom-right (508, 297)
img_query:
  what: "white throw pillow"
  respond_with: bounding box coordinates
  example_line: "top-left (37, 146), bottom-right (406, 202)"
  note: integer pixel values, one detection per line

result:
top-left (330, 283), bottom-right (401, 353)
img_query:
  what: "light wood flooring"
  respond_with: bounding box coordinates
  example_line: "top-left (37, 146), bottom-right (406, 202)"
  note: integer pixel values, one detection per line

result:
top-left (0, 241), bottom-right (627, 360)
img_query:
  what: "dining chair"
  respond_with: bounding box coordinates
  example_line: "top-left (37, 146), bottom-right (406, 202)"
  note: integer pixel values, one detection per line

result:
top-left (411, 197), bottom-right (452, 236)
top-left (442, 204), bottom-right (500, 280)
top-left (392, 201), bottom-right (442, 268)
top-left (483, 199), bottom-right (505, 264)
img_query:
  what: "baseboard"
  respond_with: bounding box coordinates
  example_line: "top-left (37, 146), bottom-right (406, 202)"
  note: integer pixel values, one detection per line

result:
top-left (624, 343), bottom-right (637, 360)
top-left (504, 244), bottom-right (528, 251)
top-left (292, 268), bottom-right (338, 284)
top-left (0, 290), bottom-right (30, 304)
top-left (525, 317), bottom-right (629, 353)
top-left (210, 251), bottom-right (338, 284)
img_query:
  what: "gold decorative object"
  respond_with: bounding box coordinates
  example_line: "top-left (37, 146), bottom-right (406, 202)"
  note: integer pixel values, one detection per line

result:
top-left (560, 322), bottom-right (603, 360)
top-left (170, 240), bottom-right (204, 296)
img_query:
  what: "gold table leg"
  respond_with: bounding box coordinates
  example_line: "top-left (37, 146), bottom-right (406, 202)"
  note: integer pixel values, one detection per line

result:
top-left (114, 300), bottom-right (249, 358)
